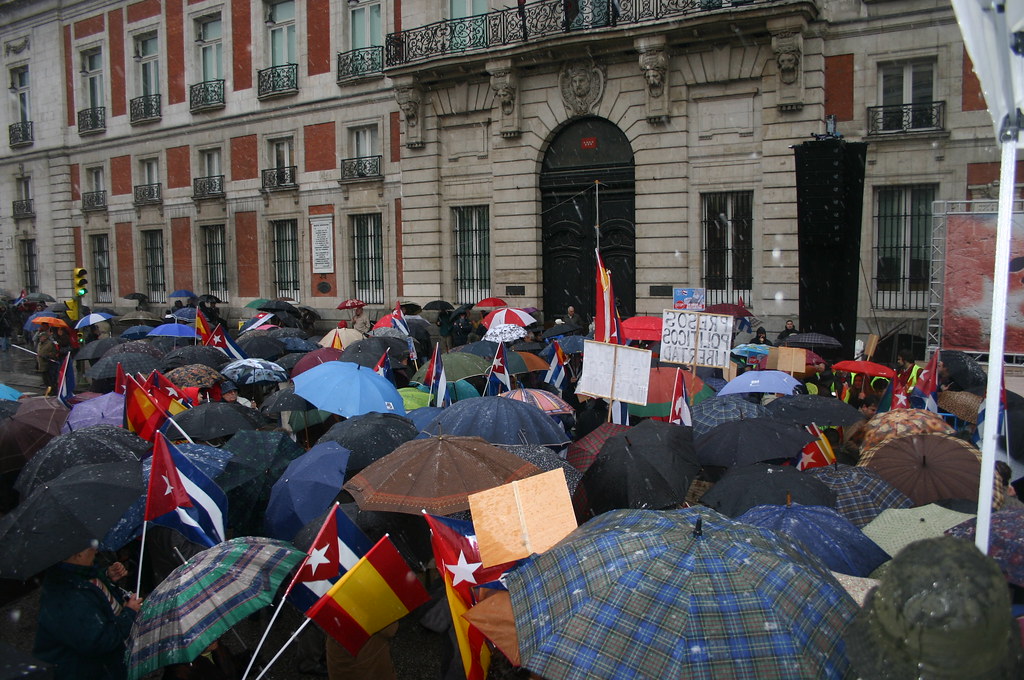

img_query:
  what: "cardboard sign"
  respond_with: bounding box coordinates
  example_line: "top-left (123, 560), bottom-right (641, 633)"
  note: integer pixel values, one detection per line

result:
top-left (660, 310), bottom-right (733, 369)
top-left (469, 469), bottom-right (577, 567)
top-left (575, 341), bottom-right (651, 405)
top-left (767, 346), bottom-right (807, 374)
top-left (864, 334), bottom-right (879, 360)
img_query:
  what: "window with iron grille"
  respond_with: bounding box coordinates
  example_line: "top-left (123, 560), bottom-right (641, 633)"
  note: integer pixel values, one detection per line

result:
top-left (351, 213), bottom-right (384, 304)
top-left (90, 234), bottom-right (112, 303)
top-left (202, 225), bottom-right (229, 299)
top-left (20, 239), bottom-right (37, 293)
top-left (142, 230), bottom-right (165, 299)
top-left (701, 191), bottom-right (752, 306)
top-left (272, 219), bottom-right (299, 298)
top-left (452, 205), bottom-right (490, 304)
top-left (873, 184), bottom-right (936, 310)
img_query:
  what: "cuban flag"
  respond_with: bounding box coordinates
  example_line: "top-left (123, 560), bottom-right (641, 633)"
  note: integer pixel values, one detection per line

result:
top-left (374, 351), bottom-right (395, 385)
top-left (203, 323), bottom-right (248, 361)
top-left (12, 289), bottom-right (26, 307)
top-left (56, 353), bottom-right (76, 407)
top-left (909, 351), bottom-right (940, 413)
top-left (610, 399), bottom-right (630, 425)
top-left (391, 300), bottom-right (411, 335)
top-left (544, 341), bottom-right (568, 392)
top-left (424, 343), bottom-right (451, 407)
top-left (668, 368), bottom-right (691, 426)
top-left (239, 312), bottom-right (274, 334)
top-left (485, 343), bottom-right (512, 396)
top-left (145, 433), bottom-right (227, 547)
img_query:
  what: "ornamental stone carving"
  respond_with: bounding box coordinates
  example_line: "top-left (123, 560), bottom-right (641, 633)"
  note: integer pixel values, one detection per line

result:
top-left (559, 59), bottom-right (605, 117)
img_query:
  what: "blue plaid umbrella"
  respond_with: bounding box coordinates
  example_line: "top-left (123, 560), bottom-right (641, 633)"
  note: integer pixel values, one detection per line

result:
top-left (220, 358), bottom-right (288, 385)
top-left (506, 507), bottom-right (858, 680)
top-left (806, 463), bottom-right (913, 528)
top-left (420, 396), bottom-right (570, 446)
top-left (120, 325), bottom-right (155, 341)
top-left (147, 323), bottom-right (199, 338)
top-left (690, 394), bottom-right (771, 437)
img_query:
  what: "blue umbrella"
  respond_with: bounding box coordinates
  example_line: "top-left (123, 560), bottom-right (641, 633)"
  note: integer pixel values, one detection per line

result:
top-left (264, 441), bottom-right (351, 541)
top-left (22, 310), bottom-right (52, 331)
top-left (62, 392), bottom-right (124, 431)
top-left (406, 406), bottom-right (443, 431)
top-left (120, 325), bottom-right (155, 340)
top-left (293, 361), bottom-right (406, 418)
top-left (690, 394), bottom-right (771, 437)
top-left (736, 503), bottom-right (891, 577)
top-left (731, 343), bottom-right (771, 358)
top-left (421, 396), bottom-right (570, 446)
top-left (74, 312), bottom-right (115, 329)
top-left (171, 307), bottom-right (197, 320)
top-left (539, 334), bottom-right (586, 358)
top-left (717, 369), bottom-right (802, 396)
top-left (281, 336), bottom-right (319, 353)
top-left (0, 383), bottom-right (22, 401)
top-left (148, 323), bottom-right (199, 338)
top-left (168, 289), bottom-right (197, 298)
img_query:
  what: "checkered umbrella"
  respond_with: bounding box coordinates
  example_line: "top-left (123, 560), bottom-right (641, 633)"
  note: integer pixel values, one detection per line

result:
top-left (565, 422), bottom-right (630, 474)
top-left (126, 537), bottom-right (304, 680)
top-left (690, 394), bottom-right (771, 437)
top-left (506, 507), bottom-right (858, 680)
top-left (499, 388), bottom-right (575, 415)
top-left (220, 358), bottom-right (289, 385)
top-left (805, 463), bottom-right (913, 528)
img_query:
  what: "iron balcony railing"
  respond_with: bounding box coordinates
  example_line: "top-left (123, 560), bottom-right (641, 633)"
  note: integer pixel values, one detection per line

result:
top-left (262, 166), bottom-right (298, 191)
top-left (339, 155), bottom-right (382, 181)
top-left (385, 0), bottom-right (767, 66)
top-left (12, 199), bottom-right (34, 218)
top-left (337, 46), bottom-right (384, 81)
top-left (133, 183), bottom-right (162, 205)
top-left (9, 121), bottom-right (33, 147)
top-left (257, 64), bottom-right (298, 98)
top-left (867, 102), bottom-right (945, 135)
top-left (190, 80), bottom-right (225, 112)
top-left (82, 190), bottom-right (107, 211)
top-left (130, 94), bottom-right (161, 123)
top-left (78, 107), bottom-right (105, 134)
top-left (193, 175), bottom-right (225, 199)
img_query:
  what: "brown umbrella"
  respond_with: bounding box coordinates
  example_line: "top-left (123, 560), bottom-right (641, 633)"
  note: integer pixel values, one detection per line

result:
top-left (858, 433), bottom-right (1002, 508)
top-left (166, 364), bottom-right (226, 388)
top-left (343, 435), bottom-right (541, 516)
top-left (860, 408), bottom-right (954, 451)
top-left (0, 397), bottom-right (70, 473)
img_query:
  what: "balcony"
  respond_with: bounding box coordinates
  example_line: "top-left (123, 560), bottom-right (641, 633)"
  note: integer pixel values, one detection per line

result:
top-left (9, 121), bottom-right (33, 148)
top-left (339, 155), bottom-right (383, 182)
top-left (12, 199), bottom-right (34, 218)
top-left (337, 46), bottom-right (384, 82)
top-left (257, 64), bottom-right (298, 99)
top-left (190, 80), bottom-right (226, 112)
top-left (133, 183), bottom-right (162, 205)
top-left (385, 0), bottom-right (771, 67)
top-left (193, 175), bottom-right (225, 199)
top-left (77, 107), bottom-right (105, 135)
top-left (82, 190), bottom-right (107, 212)
top-left (262, 166), bottom-right (298, 191)
top-left (867, 101), bottom-right (945, 135)
top-left (130, 94), bottom-right (162, 124)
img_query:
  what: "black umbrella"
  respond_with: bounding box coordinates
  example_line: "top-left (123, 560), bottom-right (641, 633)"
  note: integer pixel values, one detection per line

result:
top-left (238, 335), bottom-right (286, 360)
top-left (273, 352), bottom-right (305, 373)
top-left (695, 418), bottom-right (818, 468)
top-left (511, 341), bottom-right (545, 353)
top-left (497, 444), bottom-right (583, 495)
top-left (14, 425), bottom-right (149, 497)
top-left (86, 353), bottom-right (161, 380)
top-left (542, 323), bottom-right (583, 339)
top-left (581, 419), bottom-right (699, 515)
top-left (939, 350), bottom-right (988, 391)
top-left (700, 463), bottom-right (837, 517)
top-left (257, 300), bottom-right (301, 316)
top-left (765, 395), bottom-right (865, 427)
top-left (450, 340), bottom-right (499, 360)
top-left (0, 462), bottom-right (144, 580)
top-left (220, 430), bottom-right (305, 534)
top-left (150, 336), bottom-right (196, 354)
top-left (781, 332), bottom-right (843, 349)
top-left (423, 300), bottom-right (455, 312)
top-left (170, 402), bottom-right (258, 441)
top-left (77, 337), bottom-right (125, 361)
top-left (268, 327), bottom-right (308, 339)
top-left (160, 345), bottom-right (230, 371)
top-left (317, 412), bottom-right (418, 478)
top-left (341, 337), bottom-right (409, 365)
top-left (198, 294), bottom-right (223, 303)
top-left (260, 386), bottom-right (313, 415)
top-left (448, 303), bottom-right (474, 322)
top-left (0, 400), bottom-right (19, 420)
top-left (103, 339), bottom-right (164, 359)
top-left (123, 292), bottom-right (150, 302)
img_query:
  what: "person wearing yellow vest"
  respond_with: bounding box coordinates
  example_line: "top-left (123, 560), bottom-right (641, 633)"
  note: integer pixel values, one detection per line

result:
top-left (895, 349), bottom-right (922, 389)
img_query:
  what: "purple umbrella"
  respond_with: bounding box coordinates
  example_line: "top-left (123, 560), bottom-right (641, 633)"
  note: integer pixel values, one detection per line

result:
top-left (62, 392), bottom-right (126, 432)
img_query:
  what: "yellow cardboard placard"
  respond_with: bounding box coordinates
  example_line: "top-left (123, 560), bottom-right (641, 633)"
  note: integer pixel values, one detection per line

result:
top-left (767, 346), bottom-right (806, 374)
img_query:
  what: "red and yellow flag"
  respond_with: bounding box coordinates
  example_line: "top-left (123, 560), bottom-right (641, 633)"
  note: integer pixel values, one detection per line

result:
top-left (594, 250), bottom-right (621, 344)
top-left (306, 536), bottom-right (429, 656)
top-left (124, 375), bottom-right (189, 442)
top-left (195, 308), bottom-right (212, 343)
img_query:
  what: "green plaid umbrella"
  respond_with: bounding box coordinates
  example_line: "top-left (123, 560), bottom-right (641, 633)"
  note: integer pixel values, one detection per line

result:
top-left (506, 507), bottom-right (858, 680)
top-left (126, 537), bottom-right (303, 679)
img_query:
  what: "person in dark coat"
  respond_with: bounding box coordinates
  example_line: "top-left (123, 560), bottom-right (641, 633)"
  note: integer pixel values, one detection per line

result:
top-left (34, 546), bottom-right (142, 680)
top-left (450, 312), bottom-right (472, 347)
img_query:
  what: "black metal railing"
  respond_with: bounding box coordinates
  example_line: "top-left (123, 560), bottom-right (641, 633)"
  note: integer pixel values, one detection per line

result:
top-left (867, 101), bottom-right (945, 134)
top-left (340, 155), bottom-right (382, 181)
top-left (385, 0), bottom-right (769, 66)
top-left (12, 199), bottom-right (34, 217)
top-left (9, 121), bottom-right (33, 147)
top-left (190, 80), bottom-right (225, 111)
top-left (193, 175), bottom-right (225, 198)
top-left (873, 243), bottom-right (929, 310)
top-left (262, 166), bottom-right (298, 190)
top-left (133, 183), bottom-right (162, 205)
top-left (130, 94), bottom-right (162, 123)
top-left (337, 46), bottom-right (384, 81)
top-left (82, 190), bottom-right (107, 211)
top-left (78, 107), bottom-right (105, 134)
top-left (257, 64), bottom-right (298, 98)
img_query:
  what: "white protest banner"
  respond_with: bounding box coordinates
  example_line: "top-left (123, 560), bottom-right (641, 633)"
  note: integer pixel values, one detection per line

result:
top-left (576, 340), bottom-right (651, 405)
top-left (660, 310), bottom-right (733, 369)
top-left (310, 215), bottom-right (334, 274)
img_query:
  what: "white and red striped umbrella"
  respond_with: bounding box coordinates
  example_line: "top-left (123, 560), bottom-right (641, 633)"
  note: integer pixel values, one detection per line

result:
top-left (481, 307), bottom-right (537, 328)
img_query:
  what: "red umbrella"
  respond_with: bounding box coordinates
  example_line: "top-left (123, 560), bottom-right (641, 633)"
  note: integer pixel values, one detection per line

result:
top-left (290, 347), bottom-right (343, 378)
top-left (831, 360), bottom-right (896, 379)
top-left (336, 298), bottom-right (366, 310)
top-left (704, 303), bottom-right (752, 318)
top-left (481, 308), bottom-right (537, 329)
top-left (476, 297), bottom-right (508, 308)
top-left (621, 316), bottom-right (662, 341)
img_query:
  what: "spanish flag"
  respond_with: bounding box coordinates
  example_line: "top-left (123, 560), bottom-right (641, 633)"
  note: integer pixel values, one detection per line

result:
top-left (306, 535), bottom-right (429, 656)
top-left (124, 375), bottom-right (188, 442)
top-left (195, 308), bottom-right (212, 343)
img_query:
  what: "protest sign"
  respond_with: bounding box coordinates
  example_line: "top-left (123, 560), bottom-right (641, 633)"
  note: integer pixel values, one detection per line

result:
top-left (575, 341), bottom-right (651, 405)
top-left (660, 310), bottom-right (733, 369)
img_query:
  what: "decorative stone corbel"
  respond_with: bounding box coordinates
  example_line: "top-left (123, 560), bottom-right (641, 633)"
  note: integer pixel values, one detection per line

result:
top-left (559, 59), bottom-right (606, 118)
top-left (394, 79), bottom-right (425, 149)
top-left (488, 60), bottom-right (521, 138)
top-left (771, 29), bottom-right (804, 111)
top-left (636, 36), bottom-right (669, 123)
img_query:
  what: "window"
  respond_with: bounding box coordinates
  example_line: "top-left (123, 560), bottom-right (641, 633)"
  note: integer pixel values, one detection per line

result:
top-left (879, 61), bottom-right (936, 131)
top-left (351, 125), bottom-right (379, 158)
top-left (142, 230), bottom-right (166, 299)
top-left (196, 15), bottom-right (223, 81)
top-left (90, 234), bottom-right (112, 303)
top-left (702, 191), bottom-right (753, 306)
top-left (873, 184), bottom-right (935, 310)
top-left (350, 1), bottom-right (382, 50)
top-left (272, 219), bottom-right (299, 299)
top-left (83, 166), bottom-right (106, 210)
top-left (352, 213), bottom-right (384, 304)
top-left (202, 225), bottom-right (228, 299)
top-left (20, 239), bottom-right (37, 293)
top-left (449, 0), bottom-right (487, 51)
top-left (135, 33), bottom-right (159, 96)
top-left (270, 138), bottom-right (293, 168)
top-left (268, 1), bottom-right (296, 66)
top-left (140, 157), bottom-right (159, 185)
top-left (200, 148), bottom-right (222, 177)
top-left (452, 206), bottom-right (490, 304)
top-left (10, 66), bottom-right (29, 123)
top-left (13, 176), bottom-right (33, 216)
top-left (81, 49), bottom-right (103, 109)
top-left (86, 166), bottom-right (105, 193)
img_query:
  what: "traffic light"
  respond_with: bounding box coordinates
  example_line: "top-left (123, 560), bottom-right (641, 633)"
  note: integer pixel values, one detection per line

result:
top-left (73, 267), bottom-right (88, 297)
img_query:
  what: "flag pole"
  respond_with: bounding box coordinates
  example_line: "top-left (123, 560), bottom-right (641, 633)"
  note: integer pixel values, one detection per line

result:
top-left (251, 618), bottom-right (313, 680)
top-left (241, 598), bottom-right (293, 680)
top-left (594, 179), bottom-right (601, 251)
top-left (134, 520), bottom-right (149, 595)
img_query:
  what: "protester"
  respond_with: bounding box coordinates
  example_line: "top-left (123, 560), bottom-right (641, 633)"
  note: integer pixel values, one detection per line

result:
top-left (220, 380), bottom-right (254, 408)
top-left (0, 303), bottom-right (11, 351)
top-left (565, 305), bottom-right (587, 329)
top-left (776, 319), bottom-right (799, 343)
top-left (35, 322), bottom-right (58, 392)
top-left (350, 306), bottom-right (371, 334)
top-left (450, 312), bottom-right (472, 347)
top-left (895, 348), bottom-right (921, 389)
top-left (753, 327), bottom-right (772, 346)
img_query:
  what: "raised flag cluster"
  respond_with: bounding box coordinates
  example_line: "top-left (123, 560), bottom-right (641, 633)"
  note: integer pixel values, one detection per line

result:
top-left (197, 310), bottom-right (248, 361)
top-left (909, 351), bottom-right (940, 413)
top-left (485, 342), bottom-right (512, 396)
top-left (391, 300), bottom-right (410, 335)
top-left (594, 250), bottom-right (621, 345)
top-left (544, 341), bottom-right (568, 392)
top-left (424, 343), bottom-right (451, 407)
top-left (144, 433), bottom-right (227, 547)
top-left (123, 372), bottom-right (191, 442)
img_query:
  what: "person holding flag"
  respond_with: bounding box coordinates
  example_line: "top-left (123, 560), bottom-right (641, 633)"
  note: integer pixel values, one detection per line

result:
top-left (55, 351), bottom-right (75, 407)
top-left (484, 342), bottom-right (512, 396)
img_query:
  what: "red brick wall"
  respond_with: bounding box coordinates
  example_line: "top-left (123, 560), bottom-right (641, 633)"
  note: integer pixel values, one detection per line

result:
top-left (390, 111), bottom-right (401, 162)
top-left (962, 49), bottom-right (986, 112)
top-left (230, 135), bottom-right (258, 180)
top-left (395, 198), bottom-right (403, 294)
top-left (171, 217), bottom-right (194, 291)
top-left (73, 226), bottom-right (83, 267)
top-left (235, 212), bottom-right (260, 296)
top-left (307, 0), bottom-right (331, 76)
top-left (127, 0), bottom-right (161, 23)
top-left (111, 155), bottom-right (132, 195)
top-left (304, 122), bottom-right (336, 172)
top-left (308, 205), bottom-right (337, 298)
top-left (394, 0), bottom-right (402, 32)
top-left (109, 9), bottom-right (126, 118)
top-left (166, 0), bottom-right (185, 105)
top-left (167, 145), bottom-right (191, 189)
top-left (70, 164), bottom-right (81, 201)
top-left (64, 27), bottom-right (75, 127)
top-left (115, 222), bottom-right (136, 295)
top-left (824, 54), bottom-right (855, 122)
top-left (232, 0), bottom-right (252, 91)
top-left (74, 15), bottom-right (104, 38)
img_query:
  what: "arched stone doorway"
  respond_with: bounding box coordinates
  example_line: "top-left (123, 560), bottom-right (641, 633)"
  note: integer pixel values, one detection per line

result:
top-left (540, 117), bottom-right (636, 323)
